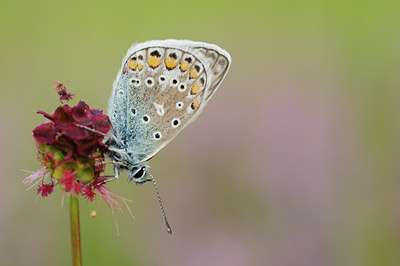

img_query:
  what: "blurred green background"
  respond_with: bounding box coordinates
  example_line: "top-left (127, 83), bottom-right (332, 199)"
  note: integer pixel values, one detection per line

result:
top-left (1, 0), bottom-right (400, 265)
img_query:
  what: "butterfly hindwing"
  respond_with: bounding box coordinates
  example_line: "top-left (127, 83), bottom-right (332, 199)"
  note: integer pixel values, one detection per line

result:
top-left (108, 40), bottom-right (231, 162)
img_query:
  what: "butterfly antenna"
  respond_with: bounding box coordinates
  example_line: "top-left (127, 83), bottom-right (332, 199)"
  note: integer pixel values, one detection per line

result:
top-left (145, 169), bottom-right (172, 234)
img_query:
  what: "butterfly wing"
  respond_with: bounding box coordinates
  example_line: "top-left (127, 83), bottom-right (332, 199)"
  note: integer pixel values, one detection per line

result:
top-left (108, 40), bottom-right (231, 163)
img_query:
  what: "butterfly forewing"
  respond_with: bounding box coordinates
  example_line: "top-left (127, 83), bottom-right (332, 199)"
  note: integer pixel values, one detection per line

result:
top-left (109, 40), bottom-right (231, 162)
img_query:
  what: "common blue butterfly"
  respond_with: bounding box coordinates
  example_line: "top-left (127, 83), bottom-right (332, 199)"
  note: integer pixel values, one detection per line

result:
top-left (104, 40), bottom-right (231, 233)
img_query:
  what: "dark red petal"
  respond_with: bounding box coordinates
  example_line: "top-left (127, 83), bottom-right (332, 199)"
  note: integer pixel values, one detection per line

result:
top-left (62, 125), bottom-right (91, 140)
top-left (90, 109), bottom-right (103, 115)
top-left (62, 104), bottom-right (74, 113)
top-left (33, 123), bottom-right (57, 144)
top-left (53, 106), bottom-right (75, 126)
top-left (92, 114), bottom-right (111, 133)
top-left (98, 141), bottom-right (109, 152)
top-left (54, 138), bottom-right (75, 159)
top-left (37, 110), bottom-right (54, 121)
top-left (90, 139), bottom-right (109, 153)
top-left (73, 100), bottom-right (93, 126)
top-left (75, 138), bottom-right (98, 157)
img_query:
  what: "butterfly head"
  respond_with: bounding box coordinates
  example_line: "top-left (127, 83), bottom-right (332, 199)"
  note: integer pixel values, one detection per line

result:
top-left (105, 135), bottom-right (150, 184)
top-left (109, 149), bottom-right (150, 184)
top-left (128, 165), bottom-right (150, 184)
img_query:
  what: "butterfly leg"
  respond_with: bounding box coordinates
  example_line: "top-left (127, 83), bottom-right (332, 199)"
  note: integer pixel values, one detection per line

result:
top-left (73, 123), bottom-right (107, 136)
top-left (99, 164), bottom-right (120, 185)
top-left (95, 160), bottom-right (126, 167)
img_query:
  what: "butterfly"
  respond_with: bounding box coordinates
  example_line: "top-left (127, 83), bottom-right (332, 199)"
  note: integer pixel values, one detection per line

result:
top-left (104, 40), bottom-right (231, 233)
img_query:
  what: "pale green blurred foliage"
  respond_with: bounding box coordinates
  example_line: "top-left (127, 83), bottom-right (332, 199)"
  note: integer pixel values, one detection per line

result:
top-left (1, 0), bottom-right (400, 265)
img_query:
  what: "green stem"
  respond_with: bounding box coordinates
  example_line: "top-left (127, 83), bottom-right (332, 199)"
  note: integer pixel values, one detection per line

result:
top-left (69, 194), bottom-right (82, 266)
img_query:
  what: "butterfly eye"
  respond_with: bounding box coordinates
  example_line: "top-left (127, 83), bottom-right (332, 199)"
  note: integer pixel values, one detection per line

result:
top-left (132, 166), bottom-right (146, 178)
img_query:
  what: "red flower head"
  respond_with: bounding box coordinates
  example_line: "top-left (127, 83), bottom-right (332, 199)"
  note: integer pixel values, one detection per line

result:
top-left (24, 83), bottom-right (133, 220)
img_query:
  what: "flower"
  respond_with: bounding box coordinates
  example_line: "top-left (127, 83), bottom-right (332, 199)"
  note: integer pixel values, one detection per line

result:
top-left (24, 83), bottom-right (132, 219)
top-left (60, 169), bottom-right (82, 195)
top-left (37, 183), bottom-right (54, 197)
top-left (53, 81), bottom-right (74, 103)
top-left (82, 185), bottom-right (96, 201)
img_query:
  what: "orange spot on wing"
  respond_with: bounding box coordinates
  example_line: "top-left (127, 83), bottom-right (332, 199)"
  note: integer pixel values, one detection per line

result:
top-left (189, 69), bottom-right (198, 79)
top-left (148, 56), bottom-right (161, 68)
top-left (191, 83), bottom-right (201, 95)
top-left (165, 58), bottom-right (178, 69)
top-left (138, 63), bottom-right (143, 71)
top-left (180, 61), bottom-right (189, 71)
top-left (123, 65), bottom-right (127, 73)
top-left (129, 59), bottom-right (137, 70)
top-left (191, 98), bottom-right (200, 109)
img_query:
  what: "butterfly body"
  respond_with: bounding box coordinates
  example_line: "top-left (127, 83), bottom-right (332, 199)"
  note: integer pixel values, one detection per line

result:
top-left (106, 40), bottom-right (231, 184)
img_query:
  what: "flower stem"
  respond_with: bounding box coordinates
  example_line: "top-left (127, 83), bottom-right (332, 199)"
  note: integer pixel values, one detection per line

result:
top-left (69, 194), bottom-right (82, 266)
